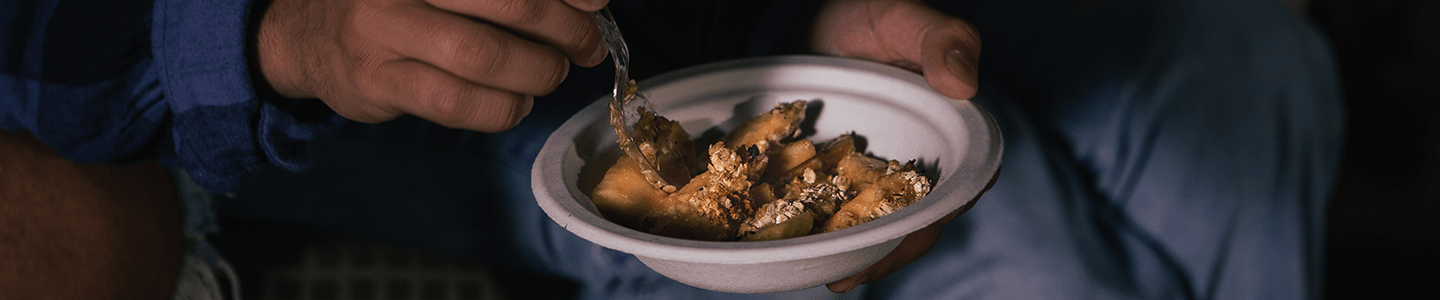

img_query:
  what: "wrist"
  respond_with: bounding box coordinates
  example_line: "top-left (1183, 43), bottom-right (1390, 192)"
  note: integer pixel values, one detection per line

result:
top-left (247, 0), bottom-right (308, 102)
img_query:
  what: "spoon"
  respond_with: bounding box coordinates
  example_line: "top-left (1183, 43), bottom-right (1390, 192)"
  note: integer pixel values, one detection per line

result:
top-left (593, 8), bottom-right (670, 190)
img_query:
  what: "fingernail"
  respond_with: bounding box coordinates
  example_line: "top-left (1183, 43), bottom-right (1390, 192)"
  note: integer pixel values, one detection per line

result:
top-left (508, 95), bottom-right (534, 128)
top-left (588, 0), bottom-right (610, 9)
top-left (519, 95), bottom-right (534, 119)
top-left (589, 43), bottom-right (609, 66)
top-left (945, 50), bottom-right (974, 76)
top-left (841, 276), bottom-right (870, 293)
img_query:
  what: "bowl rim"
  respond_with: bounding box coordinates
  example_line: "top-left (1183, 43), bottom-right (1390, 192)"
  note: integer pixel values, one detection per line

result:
top-left (532, 55), bottom-right (1004, 264)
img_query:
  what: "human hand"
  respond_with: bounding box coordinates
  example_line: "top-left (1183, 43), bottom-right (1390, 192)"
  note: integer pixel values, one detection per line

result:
top-left (253, 0), bottom-right (612, 132)
top-left (808, 0), bottom-right (980, 101)
top-left (808, 0), bottom-right (986, 292)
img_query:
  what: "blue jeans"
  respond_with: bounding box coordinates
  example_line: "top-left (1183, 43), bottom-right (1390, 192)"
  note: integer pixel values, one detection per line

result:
top-left (215, 0), bottom-right (1343, 298)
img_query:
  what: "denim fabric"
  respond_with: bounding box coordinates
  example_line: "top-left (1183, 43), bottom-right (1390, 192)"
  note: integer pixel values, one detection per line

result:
top-left (873, 0), bottom-right (1343, 298)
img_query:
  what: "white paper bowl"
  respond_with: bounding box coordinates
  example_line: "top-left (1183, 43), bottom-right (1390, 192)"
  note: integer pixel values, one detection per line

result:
top-left (532, 55), bottom-right (1003, 294)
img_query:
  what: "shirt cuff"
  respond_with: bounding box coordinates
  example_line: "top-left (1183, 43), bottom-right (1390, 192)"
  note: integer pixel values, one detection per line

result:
top-left (151, 0), bottom-right (342, 193)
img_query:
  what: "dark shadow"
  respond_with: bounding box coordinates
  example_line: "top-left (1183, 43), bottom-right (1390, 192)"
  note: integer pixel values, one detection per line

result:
top-left (1312, 0), bottom-right (1440, 298)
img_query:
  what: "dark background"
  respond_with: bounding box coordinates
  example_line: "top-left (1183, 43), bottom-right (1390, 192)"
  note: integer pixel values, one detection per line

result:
top-left (1312, 0), bottom-right (1440, 298)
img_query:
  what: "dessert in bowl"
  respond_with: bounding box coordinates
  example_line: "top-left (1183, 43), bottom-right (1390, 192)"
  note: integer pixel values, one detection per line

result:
top-left (531, 55), bottom-right (1003, 293)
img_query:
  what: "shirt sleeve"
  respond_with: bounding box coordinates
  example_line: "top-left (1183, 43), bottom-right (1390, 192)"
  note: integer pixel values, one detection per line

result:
top-left (0, 0), bottom-right (343, 193)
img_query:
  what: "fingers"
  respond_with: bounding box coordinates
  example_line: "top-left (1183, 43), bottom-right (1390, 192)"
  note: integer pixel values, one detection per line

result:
top-left (260, 0), bottom-right (588, 132)
top-left (377, 4), bottom-right (570, 96)
top-left (810, 0), bottom-right (981, 100)
top-left (357, 60), bottom-right (533, 132)
top-left (425, 0), bottom-right (608, 67)
top-left (920, 19), bottom-right (981, 100)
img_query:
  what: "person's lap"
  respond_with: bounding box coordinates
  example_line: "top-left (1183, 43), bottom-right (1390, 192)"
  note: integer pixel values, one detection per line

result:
top-left (216, 0), bottom-right (1343, 298)
top-left (871, 0), bottom-right (1341, 298)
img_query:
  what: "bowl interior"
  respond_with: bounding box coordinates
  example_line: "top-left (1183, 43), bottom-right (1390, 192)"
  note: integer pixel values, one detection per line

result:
top-left (533, 56), bottom-right (1003, 265)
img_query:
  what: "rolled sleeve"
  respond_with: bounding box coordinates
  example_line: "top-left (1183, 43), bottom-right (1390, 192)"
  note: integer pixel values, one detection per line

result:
top-left (150, 0), bottom-right (342, 192)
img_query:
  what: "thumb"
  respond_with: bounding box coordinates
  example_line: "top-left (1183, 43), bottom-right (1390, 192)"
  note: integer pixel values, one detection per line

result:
top-left (919, 19), bottom-right (981, 100)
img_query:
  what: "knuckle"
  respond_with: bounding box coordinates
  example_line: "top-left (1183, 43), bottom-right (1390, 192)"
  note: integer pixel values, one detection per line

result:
top-left (421, 82), bottom-right (467, 121)
top-left (341, 80), bottom-right (399, 123)
top-left (557, 24), bottom-right (602, 63)
top-left (347, 2), bottom-right (390, 36)
top-left (441, 33), bottom-right (505, 81)
top-left (493, 0), bottom-right (545, 25)
top-left (577, 25), bottom-right (604, 51)
top-left (433, 90), bottom-right (524, 132)
top-left (351, 66), bottom-right (391, 101)
top-left (351, 81), bottom-right (386, 104)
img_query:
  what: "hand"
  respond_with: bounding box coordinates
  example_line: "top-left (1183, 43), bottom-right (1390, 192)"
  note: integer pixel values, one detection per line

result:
top-left (808, 0), bottom-right (985, 292)
top-left (808, 0), bottom-right (981, 100)
top-left (253, 0), bottom-right (612, 132)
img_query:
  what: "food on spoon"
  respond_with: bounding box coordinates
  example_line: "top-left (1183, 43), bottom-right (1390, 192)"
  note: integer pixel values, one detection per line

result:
top-left (608, 80), bottom-right (675, 191)
top-left (631, 108), bottom-right (698, 192)
top-left (588, 100), bottom-right (933, 241)
top-left (590, 111), bottom-right (697, 227)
